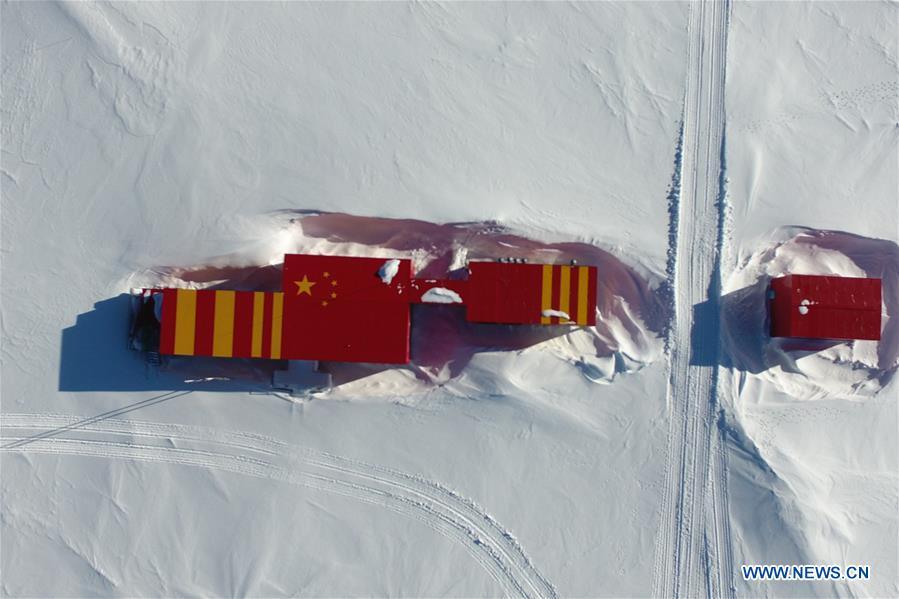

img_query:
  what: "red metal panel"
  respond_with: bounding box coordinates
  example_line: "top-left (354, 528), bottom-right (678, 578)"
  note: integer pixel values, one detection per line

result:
top-left (769, 277), bottom-right (793, 338)
top-left (281, 293), bottom-right (410, 364)
top-left (232, 291), bottom-right (254, 358)
top-left (290, 304), bottom-right (410, 363)
top-left (549, 264), bottom-right (562, 324)
top-left (193, 289), bottom-right (216, 356)
top-left (585, 266), bottom-right (598, 327)
top-left (152, 254), bottom-right (600, 363)
top-left (159, 288), bottom-right (177, 354)
top-left (465, 261), bottom-right (545, 324)
top-left (776, 274), bottom-right (872, 308)
top-left (464, 262), bottom-right (597, 326)
top-left (282, 254), bottom-right (411, 303)
top-left (787, 275), bottom-right (881, 310)
top-left (567, 267), bottom-right (579, 325)
top-left (280, 254), bottom-right (412, 363)
top-left (856, 310), bottom-right (883, 340)
top-left (788, 307), bottom-right (881, 340)
top-left (770, 275), bottom-right (881, 340)
top-left (261, 292), bottom-right (273, 359)
top-left (155, 289), bottom-right (285, 358)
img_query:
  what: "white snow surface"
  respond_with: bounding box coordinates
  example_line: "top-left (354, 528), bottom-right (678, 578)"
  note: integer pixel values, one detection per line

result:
top-left (420, 287), bottom-right (463, 305)
top-left (720, 3), bottom-right (898, 596)
top-left (378, 259), bottom-right (401, 285)
top-left (2, 2), bottom-right (896, 598)
top-left (541, 309), bottom-right (570, 320)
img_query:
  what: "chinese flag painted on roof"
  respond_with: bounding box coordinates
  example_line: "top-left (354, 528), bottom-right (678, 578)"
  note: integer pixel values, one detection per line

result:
top-left (280, 254), bottom-right (412, 363)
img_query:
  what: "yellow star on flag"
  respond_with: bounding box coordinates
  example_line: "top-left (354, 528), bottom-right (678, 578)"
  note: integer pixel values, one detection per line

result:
top-left (294, 275), bottom-right (316, 296)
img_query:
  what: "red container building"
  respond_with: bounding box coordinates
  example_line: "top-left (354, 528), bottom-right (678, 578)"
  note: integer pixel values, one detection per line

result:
top-left (769, 275), bottom-right (882, 341)
top-left (141, 254), bottom-right (598, 364)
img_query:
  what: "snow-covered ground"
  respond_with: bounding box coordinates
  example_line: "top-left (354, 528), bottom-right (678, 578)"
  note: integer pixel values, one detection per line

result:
top-left (1, 1), bottom-right (895, 597)
top-left (721, 4), bottom-right (898, 596)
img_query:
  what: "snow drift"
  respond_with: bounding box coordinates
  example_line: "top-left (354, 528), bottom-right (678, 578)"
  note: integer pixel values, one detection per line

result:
top-left (721, 228), bottom-right (897, 401)
top-left (109, 212), bottom-right (665, 393)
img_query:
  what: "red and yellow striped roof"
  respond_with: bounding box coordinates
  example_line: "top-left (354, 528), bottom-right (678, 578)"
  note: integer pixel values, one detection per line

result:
top-left (159, 289), bottom-right (284, 359)
top-left (466, 262), bottom-right (597, 326)
top-left (539, 264), bottom-right (595, 325)
top-left (152, 255), bottom-right (598, 363)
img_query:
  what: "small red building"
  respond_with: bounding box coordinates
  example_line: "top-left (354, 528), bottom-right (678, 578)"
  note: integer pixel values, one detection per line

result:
top-left (769, 275), bottom-right (882, 341)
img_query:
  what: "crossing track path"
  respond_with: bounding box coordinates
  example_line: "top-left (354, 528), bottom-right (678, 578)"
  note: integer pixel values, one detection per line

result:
top-left (652, 1), bottom-right (734, 597)
top-left (2, 413), bottom-right (557, 599)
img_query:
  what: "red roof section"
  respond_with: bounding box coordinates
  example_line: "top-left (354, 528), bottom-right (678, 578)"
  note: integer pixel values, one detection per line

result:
top-left (770, 275), bottom-right (882, 341)
top-left (153, 254), bottom-right (600, 364)
top-left (281, 254), bottom-right (412, 364)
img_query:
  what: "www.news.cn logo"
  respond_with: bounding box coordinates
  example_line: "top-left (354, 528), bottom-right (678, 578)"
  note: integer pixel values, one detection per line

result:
top-left (742, 564), bottom-right (870, 581)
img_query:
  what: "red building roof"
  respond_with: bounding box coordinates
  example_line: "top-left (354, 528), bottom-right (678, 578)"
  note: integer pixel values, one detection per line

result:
top-left (159, 289), bottom-right (285, 359)
top-left (151, 254), bottom-right (598, 364)
top-left (769, 275), bottom-right (881, 341)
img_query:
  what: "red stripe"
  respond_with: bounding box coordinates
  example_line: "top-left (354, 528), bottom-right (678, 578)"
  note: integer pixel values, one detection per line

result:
top-left (551, 265), bottom-right (562, 324)
top-left (569, 267), bottom-right (579, 324)
top-left (194, 289), bottom-right (216, 356)
top-left (261, 292), bottom-right (273, 359)
top-left (159, 289), bottom-right (177, 354)
top-left (232, 291), bottom-right (254, 358)
top-left (587, 267), bottom-right (598, 326)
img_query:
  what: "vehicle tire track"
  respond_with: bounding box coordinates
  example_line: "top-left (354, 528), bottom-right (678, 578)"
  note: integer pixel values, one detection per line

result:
top-left (3, 435), bottom-right (521, 594)
top-left (652, 1), bottom-right (732, 598)
top-left (707, 396), bottom-right (736, 598)
top-left (2, 413), bottom-right (556, 599)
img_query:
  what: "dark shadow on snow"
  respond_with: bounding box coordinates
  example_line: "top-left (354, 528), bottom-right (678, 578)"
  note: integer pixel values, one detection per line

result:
top-left (712, 228), bottom-right (898, 377)
top-left (689, 296), bottom-right (722, 368)
top-left (712, 277), bottom-right (842, 374)
top-left (59, 294), bottom-right (285, 392)
top-left (3, 390), bottom-right (193, 449)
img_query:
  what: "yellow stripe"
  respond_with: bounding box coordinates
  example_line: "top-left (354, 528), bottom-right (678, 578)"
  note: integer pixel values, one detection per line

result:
top-left (173, 289), bottom-right (197, 355)
top-left (251, 292), bottom-right (264, 358)
top-left (212, 290), bottom-right (236, 357)
top-left (540, 264), bottom-right (553, 324)
top-left (559, 266), bottom-right (571, 323)
top-left (270, 293), bottom-right (284, 359)
top-left (577, 266), bottom-right (590, 325)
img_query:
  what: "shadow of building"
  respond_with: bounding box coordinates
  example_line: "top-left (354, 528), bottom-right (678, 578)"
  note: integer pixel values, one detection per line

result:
top-left (59, 294), bottom-right (281, 392)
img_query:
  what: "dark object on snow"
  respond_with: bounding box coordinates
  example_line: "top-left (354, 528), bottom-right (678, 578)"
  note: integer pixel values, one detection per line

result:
top-left (129, 291), bottom-right (161, 352)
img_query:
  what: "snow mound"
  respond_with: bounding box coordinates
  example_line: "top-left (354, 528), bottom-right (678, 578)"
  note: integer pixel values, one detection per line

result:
top-left (722, 228), bottom-right (897, 400)
top-left (378, 259), bottom-right (401, 285)
top-left (421, 288), bottom-right (463, 304)
top-left (114, 212), bottom-right (666, 395)
top-left (541, 309), bottom-right (570, 320)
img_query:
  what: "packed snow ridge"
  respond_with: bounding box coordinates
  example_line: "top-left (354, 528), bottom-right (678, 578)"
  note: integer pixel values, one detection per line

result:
top-left (421, 288), bottom-right (463, 304)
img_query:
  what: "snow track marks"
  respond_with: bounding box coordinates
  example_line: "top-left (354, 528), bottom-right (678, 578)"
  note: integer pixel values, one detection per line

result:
top-left (2, 414), bottom-right (556, 599)
top-left (653, 2), bottom-right (733, 598)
